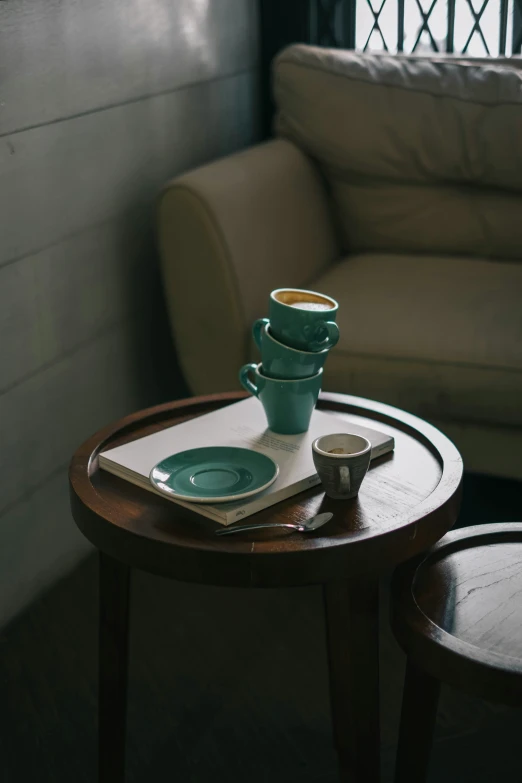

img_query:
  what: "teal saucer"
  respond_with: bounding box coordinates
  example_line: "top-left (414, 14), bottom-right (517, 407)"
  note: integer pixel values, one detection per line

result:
top-left (149, 447), bottom-right (279, 504)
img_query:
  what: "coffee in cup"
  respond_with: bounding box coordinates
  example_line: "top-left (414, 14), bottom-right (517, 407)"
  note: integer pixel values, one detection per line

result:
top-left (254, 288), bottom-right (339, 353)
top-left (275, 290), bottom-right (335, 311)
top-left (312, 433), bottom-right (371, 499)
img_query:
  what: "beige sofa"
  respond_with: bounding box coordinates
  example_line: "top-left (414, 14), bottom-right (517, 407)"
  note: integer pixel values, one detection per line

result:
top-left (159, 45), bottom-right (522, 479)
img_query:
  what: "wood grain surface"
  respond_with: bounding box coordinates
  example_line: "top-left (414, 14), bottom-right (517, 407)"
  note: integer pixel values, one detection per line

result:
top-left (392, 522), bottom-right (522, 706)
top-left (68, 392), bottom-right (463, 783)
top-left (69, 391), bottom-right (463, 587)
top-left (392, 523), bottom-right (522, 782)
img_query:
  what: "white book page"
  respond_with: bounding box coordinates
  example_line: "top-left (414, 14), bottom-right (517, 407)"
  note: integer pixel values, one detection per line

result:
top-left (99, 397), bottom-right (394, 521)
top-left (101, 397), bottom-right (391, 487)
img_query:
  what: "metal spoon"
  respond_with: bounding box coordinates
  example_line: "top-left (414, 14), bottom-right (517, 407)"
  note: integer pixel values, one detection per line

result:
top-left (215, 511), bottom-right (333, 537)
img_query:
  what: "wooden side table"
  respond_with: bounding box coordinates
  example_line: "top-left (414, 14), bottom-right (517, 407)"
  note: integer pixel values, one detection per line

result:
top-left (392, 522), bottom-right (522, 783)
top-left (69, 392), bottom-right (463, 783)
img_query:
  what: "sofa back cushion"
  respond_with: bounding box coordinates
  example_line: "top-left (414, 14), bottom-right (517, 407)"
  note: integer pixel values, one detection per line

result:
top-left (273, 46), bottom-right (522, 259)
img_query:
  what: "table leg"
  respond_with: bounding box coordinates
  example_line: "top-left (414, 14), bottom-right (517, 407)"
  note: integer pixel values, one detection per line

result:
top-left (99, 552), bottom-right (130, 783)
top-left (323, 577), bottom-right (380, 783)
top-left (394, 659), bottom-right (440, 783)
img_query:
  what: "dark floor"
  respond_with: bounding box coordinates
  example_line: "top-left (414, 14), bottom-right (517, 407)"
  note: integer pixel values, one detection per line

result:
top-left (1, 473), bottom-right (521, 783)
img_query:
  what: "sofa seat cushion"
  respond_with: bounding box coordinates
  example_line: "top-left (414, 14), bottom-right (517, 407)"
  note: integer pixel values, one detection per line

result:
top-left (311, 253), bottom-right (522, 426)
top-left (274, 45), bottom-right (522, 259)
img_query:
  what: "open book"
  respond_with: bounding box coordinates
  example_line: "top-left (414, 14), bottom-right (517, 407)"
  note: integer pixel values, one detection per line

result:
top-left (99, 397), bottom-right (394, 525)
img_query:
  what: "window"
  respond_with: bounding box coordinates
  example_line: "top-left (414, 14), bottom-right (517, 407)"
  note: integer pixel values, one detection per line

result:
top-left (309, 0), bottom-right (522, 56)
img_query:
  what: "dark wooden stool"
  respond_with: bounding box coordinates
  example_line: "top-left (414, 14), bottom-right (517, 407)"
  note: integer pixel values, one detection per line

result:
top-left (69, 391), bottom-right (462, 783)
top-left (391, 523), bottom-right (522, 783)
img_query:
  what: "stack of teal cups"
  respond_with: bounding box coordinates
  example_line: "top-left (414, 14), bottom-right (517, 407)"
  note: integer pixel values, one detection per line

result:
top-left (239, 288), bottom-right (339, 434)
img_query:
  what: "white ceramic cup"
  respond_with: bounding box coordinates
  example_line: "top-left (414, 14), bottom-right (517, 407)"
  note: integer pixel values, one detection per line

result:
top-left (312, 433), bottom-right (371, 499)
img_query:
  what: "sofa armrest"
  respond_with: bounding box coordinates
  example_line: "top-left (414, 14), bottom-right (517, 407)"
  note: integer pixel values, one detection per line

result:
top-left (158, 138), bottom-right (340, 395)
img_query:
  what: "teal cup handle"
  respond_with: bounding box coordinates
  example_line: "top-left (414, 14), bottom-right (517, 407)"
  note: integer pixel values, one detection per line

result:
top-left (307, 320), bottom-right (340, 352)
top-left (252, 318), bottom-right (270, 351)
top-left (239, 363), bottom-right (260, 397)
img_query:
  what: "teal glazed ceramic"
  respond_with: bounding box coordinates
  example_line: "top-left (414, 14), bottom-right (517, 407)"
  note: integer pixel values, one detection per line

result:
top-left (150, 447), bottom-right (279, 503)
top-left (239, 362), bottom-right (323, 434)
top-left (257, 288), bottom-right (339, 352)
top-left (252, 321), bottom-right (330, 380)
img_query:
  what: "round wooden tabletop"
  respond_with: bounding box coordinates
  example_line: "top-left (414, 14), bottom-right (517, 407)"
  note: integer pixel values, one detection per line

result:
top-left (392, 523), bottom-right (522, 705)
top-left (69, 392), bottom-right (463, 587)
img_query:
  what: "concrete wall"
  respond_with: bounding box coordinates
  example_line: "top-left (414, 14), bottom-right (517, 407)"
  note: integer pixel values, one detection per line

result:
top-left (0, 0), bottom-right (259, 624)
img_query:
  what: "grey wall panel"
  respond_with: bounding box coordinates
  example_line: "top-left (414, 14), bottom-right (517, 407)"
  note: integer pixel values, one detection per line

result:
top-left (0, 319), bottom-right (156, 517)
top-left (0, 70), bottom-right (259, 267)
top-left (0, 0), bottom-right (259, 135)
top-left (0, 0), bottom-right (260, 625)
top-left (0, 212), bottom-right (157, 394)
top-left (0, 471), bottom-right (91, 627)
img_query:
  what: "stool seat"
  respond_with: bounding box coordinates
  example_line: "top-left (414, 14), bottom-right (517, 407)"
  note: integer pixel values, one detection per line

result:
top-left (391, 523), bottom-right (522, 783)
top-left (393, 523), bottom-right (522, 704)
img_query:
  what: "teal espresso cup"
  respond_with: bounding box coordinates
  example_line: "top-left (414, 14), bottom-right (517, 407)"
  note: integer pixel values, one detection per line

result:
top-left (239, 363), bottom-right (323, 434)
top-left (253, 321), bottom-right (330, 380)
top-left (254, 288), bottom-right (339, 352)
